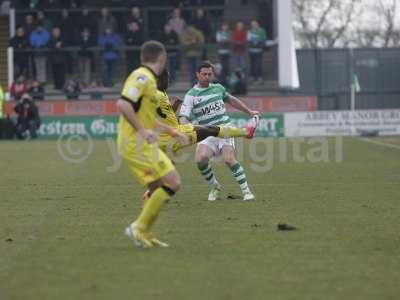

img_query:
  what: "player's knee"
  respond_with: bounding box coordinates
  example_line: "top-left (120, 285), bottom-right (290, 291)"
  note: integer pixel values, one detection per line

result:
top-left (224, 157), bottom-right (237, 167)
top-left (169, 179), bottom-right (181, 192)
top-left (196, 154), bottom-right (209, 164)
top-left (164, 173), bottom-right (181, 192)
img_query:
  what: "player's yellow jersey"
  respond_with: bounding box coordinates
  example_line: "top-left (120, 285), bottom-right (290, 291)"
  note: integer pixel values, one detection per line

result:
top-left (155, 90), bottom-right (179, 128)
top-left (118, 66), bottom-right (159, 142)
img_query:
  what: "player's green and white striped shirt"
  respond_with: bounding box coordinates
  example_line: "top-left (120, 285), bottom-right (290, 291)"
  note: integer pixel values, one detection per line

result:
top-left (179, 83), bottom-right (230, 126)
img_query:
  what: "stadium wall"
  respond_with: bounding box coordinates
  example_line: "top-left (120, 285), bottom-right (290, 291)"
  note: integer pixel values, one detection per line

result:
top-left (4, 101), bottom-right (400, 140)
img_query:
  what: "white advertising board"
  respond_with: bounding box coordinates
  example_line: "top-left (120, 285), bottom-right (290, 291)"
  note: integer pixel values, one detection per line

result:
top-left (285, 110), bottom-right (400, 137)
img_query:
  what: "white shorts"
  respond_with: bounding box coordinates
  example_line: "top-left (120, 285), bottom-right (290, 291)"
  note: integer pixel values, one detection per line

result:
top-left (198, 136), bottom-right (235, 156)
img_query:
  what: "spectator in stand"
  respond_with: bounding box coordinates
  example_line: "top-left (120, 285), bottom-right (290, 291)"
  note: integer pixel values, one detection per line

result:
top-left (232, 21), bottom-right (247, 70)
top-left (77, 27), bottom-right (95, 87)
top-left (98, 7), bottom-right (118, 36)
top-left (10, 74), bottom-right (29, 100)
top-left (22, 14), bottom-right (36, 78)
top-left (180, 25), bottom-right (204, 85)
top-left (36, 10), bottom-right (53, 32)
top-left (28, 80), bottom-right (45, 100)
top-left (10, 26), bottom-right (30, 77)
top-left (58, 8), bottom-right (75, 73)
top-left (29, 21), bottom-right (50, 83)
top-left (216, 22), bottom-right (232, 84)
top-left (97, 27), bottom-right (122, 87)
top-left (23, 14), bottom-right (35, 36)
top-left (125, 6), bottom-right (143, 28)
top-left (228, 68), bottom-right (247, 95)
top-left (160, 23), bottom-right (179, 82)
top-left (168, 7), bottom-right (185, 36)
top-left (191, 8), bottom-right (210, 59)
top-left (124, 21), bottom-right (143, 75)
top-left (247, 19), bottom-right (266, 83)
top-left (49, 27), bottom-right (66, 90)
top-left (14, 93), bottom-right (41, 139)
top-left (77, 8), bottom-right (96, 35)
top-left (56, 9), bottom-right (74, 45)
top-left (64, 79), bottom-right (81, 100)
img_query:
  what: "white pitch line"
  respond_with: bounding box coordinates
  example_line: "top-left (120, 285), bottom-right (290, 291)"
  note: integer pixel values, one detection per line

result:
top-left (358, 137), bottom-right (400, 151)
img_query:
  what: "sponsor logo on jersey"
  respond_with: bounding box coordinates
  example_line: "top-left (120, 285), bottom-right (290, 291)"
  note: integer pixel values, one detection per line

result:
top-left (201, 102), bottom-right (223, 115)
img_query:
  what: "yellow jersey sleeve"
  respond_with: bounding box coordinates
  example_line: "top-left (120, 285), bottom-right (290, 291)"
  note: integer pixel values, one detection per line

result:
top-left (121, 73), bottom-right (154, 103)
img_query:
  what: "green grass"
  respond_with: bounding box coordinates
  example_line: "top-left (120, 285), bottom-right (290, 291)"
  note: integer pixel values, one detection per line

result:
top-left (1, 137), bottom-right (400, 300)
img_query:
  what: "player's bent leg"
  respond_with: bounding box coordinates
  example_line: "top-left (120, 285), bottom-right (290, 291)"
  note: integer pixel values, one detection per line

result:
top-left (196, 143), bottom-right (221, 201)
top-left (194, 125), bottom-right (252, 142)
top-left (194, 125), bottom-right (220, 142)
top-left (160, 169), bottom-right (181, 193)
top-left (221, 145), bottom-right (255, 201)
top-left (142, 179), bottom-right (162, 206)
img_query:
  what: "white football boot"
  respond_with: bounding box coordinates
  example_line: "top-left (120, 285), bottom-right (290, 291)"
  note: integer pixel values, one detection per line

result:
top-left (208, 185), bottom-right (222, 201)
top-left (243, 190), bottom-right (256, 201)
top-left (124, 222), bottom-right (153, 248)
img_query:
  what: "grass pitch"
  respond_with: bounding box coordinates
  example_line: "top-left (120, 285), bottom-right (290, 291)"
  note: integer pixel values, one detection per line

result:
top-left (1, 137), bottom-right (400, 300)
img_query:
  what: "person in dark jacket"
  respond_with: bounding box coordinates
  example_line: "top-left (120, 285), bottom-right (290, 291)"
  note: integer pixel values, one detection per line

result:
top-left (63, 79), bottom-right (81, 100)
top-left (77, 8), bottom-right (97, 35)
top-left (125, 6), bottom-right (143, 30)
top-left (77, 27), bottom-right (95, 87)
top-left (124, 21), bottom-right (143, 75)
top-left (97, 27), bottom-right (122, 87)
top-left (56, 8), bottom-right (74, 45)
top-left (22, 14), bottom-right (35, 36)
top-left (159, 23), bottom-right (180, 82)
top-left (28, 80), bottom-right (45, 100)
top-left (48, 26), bottom-right (66, 89)
top-left (9, 26), bottom-right (30, 77)
top-left (14, 93), bottom-right (41, 139)
top-left (191, 8), bottom-right (210, 59)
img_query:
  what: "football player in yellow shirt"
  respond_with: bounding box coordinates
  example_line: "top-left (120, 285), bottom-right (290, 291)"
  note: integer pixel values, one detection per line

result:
top-left (155, 68), bottom-right (258, 155)
top-left (117, 40), bottom-right (189, 248)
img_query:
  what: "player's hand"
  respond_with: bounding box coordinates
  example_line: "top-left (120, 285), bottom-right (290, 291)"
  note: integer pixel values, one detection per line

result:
top-left (249, 110), bottom-right (260, 124)
top-left (173, 131), bottom-right (190, 146)
top-left (249, 110), bottom-right (260, 117)
top-left (139, 129), bottom-right (158, 144)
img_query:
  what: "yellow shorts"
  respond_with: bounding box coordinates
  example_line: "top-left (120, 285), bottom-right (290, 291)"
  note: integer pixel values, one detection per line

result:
top-left (158, 124), bottom-right (197, 153)
top-left (118, 136), bottom-right (176, 186)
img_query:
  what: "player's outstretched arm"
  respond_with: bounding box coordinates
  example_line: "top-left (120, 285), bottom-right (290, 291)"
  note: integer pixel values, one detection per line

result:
top-left (227, 94), bottom-right (260, 116)
top-left (117, 99), bottom-right (157, 144)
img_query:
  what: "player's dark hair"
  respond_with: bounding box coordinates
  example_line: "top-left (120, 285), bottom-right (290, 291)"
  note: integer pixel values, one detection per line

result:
top-left (157, 68), bottom-right (169, 91)
top-left (140, 40), bottom-right (166, 64)
top-left (196, 61), bottom-right (214, 73)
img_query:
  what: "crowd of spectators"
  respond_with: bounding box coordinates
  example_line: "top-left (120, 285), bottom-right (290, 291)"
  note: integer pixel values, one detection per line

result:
top-left (9, 1), bottom-right (269, 99)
